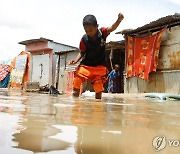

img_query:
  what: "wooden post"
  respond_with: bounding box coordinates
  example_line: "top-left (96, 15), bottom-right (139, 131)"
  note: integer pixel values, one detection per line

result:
top-left (110, 48), bottom-right (114, 70)
top-left (56, 55), bottom-right (61, 89)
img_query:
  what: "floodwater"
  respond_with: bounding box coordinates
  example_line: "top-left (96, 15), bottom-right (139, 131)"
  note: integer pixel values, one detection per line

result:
top-left (0, 90), bottom-right (179, 154)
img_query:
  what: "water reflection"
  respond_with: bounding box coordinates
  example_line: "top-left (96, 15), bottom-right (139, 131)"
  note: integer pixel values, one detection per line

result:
top-left (0, 91), bottom-right (179, 154)
top-left (13, 117), bottom-right (71, 152)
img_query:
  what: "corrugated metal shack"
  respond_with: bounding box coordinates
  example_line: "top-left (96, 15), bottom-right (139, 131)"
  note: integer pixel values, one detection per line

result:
top-left (19, 37), bottom-right (77, 88)
top-left (117, 13), bottom-right (180, 94)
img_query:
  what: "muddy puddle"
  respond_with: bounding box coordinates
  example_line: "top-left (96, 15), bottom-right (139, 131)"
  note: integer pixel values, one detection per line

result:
top-left (0, 90), bottom-right (179, 154)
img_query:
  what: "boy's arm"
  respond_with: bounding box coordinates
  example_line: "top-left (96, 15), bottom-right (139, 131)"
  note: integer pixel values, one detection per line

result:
top-left (107, 13), bottom-right (124, 34)
top-left (69, 39), bottom-right (86, 65)
top-left (69, 52), bottom-right (83, 65)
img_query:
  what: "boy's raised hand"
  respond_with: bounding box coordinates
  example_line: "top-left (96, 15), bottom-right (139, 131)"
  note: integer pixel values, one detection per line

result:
top-left (107, 12), bottom-right (124, 33)
top-left (118, 13), bottom-right (124, 21)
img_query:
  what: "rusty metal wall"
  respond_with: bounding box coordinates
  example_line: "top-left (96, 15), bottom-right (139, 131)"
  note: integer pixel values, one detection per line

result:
top-left (158, 26), bottom-right (180, 70)
top-left (125, 25), bottom-right (180, 94)
top-left (125, 71), bottom-right (180, 94)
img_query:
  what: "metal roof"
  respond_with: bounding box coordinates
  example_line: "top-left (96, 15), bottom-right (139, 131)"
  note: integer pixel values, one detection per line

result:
top-left (55, 49), bottom-right (79, 55)
top-left (19, 37), bottom-right (78, 51)
top-left (19, 37), bottom-right (52, 45)
top-left (117, 13), bottom-right (180, 35)
top-left (106, 40), bottom-right (125, 50)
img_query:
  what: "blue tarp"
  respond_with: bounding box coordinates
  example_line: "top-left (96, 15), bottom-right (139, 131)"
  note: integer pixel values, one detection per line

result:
top-left (0, 73), bottom-right (10, 88)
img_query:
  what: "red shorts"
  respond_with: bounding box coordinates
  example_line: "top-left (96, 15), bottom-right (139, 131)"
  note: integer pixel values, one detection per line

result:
top-left (73, 65), bottom-right (107, 93)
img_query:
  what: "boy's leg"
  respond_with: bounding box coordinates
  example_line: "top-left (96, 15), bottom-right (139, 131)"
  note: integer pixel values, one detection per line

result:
top-left (73, 88), bottom-right (80, 97)
top-left (95, 92), bottom-right (102, 99)
top-left (73, 76), bottom-right (83, 97)
top-left (91, 66), bottom-right (107, 99)
top-left (73, 65), bottom-right (91, 97)
top-left (93, 79), bottom-right (104, 99)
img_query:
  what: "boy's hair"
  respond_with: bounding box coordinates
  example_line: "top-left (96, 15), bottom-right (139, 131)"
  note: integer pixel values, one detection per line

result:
top-left (83, 14), bottom-right (97, 26)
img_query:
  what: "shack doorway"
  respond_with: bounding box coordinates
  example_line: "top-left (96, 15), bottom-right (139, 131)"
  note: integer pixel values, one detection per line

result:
top-left (105, 41), bottom-right (125, 93)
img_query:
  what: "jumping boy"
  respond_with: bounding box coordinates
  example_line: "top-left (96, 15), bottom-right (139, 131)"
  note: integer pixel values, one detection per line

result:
top-left (69, 13), bottom-right (124, 99)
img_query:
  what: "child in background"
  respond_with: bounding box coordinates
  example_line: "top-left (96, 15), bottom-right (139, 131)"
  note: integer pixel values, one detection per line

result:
top-left (107, 64), bottom-right (120, 93)
top-left (69, 13), bottom-right (124, 99)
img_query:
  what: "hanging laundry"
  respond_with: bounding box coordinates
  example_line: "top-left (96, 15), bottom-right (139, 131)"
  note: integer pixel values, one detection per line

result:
top-left (10, 51), bottom-right (30, 88)
top-left (0, 64), bottom-right (10, 81)
top-left (66, 71), bottom-right (75, 94)
top-left (126, 27), bottom-right (166, 80)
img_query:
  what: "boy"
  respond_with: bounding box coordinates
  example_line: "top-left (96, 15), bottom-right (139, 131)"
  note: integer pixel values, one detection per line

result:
top-left (69, 13), bottom-right (124, 99)
top-left (107, 64), bottom-right (120, 93)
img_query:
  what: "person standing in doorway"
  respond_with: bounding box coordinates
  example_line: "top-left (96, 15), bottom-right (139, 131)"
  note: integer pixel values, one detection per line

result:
top-left (107, 64), bottom-right (120, 93)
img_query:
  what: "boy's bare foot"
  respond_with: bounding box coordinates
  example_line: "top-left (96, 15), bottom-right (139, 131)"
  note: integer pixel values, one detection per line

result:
top-left (73, 88), bottom-right (80, 97)
top-left (95, 92), bottom-right (102, 99)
